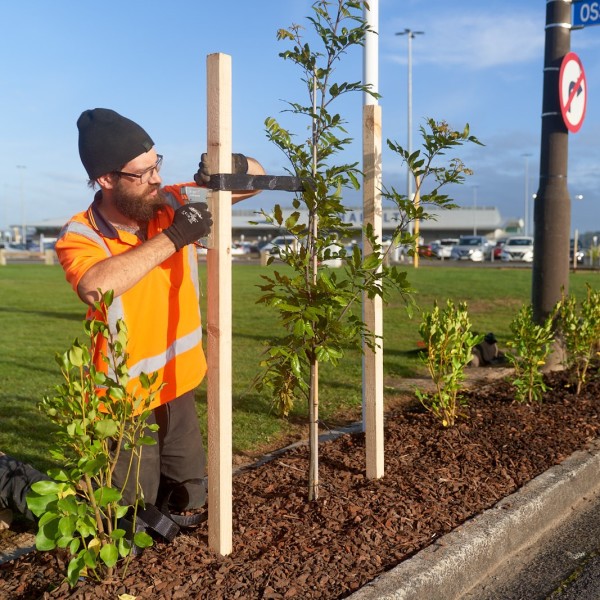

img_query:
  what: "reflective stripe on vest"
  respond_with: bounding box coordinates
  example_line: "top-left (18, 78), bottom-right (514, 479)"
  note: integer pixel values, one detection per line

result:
top-left (58, 220), bottom-right (123, 337)
top-left (128, 327), bottom-right (203, 380)
top-left (60, 218), bottom-right (202, 381)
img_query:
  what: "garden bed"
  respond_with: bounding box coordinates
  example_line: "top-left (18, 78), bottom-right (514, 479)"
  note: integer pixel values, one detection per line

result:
top-left (1, 369), bottom-right (600, 599)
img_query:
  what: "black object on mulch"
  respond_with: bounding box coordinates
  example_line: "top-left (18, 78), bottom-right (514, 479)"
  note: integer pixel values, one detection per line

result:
top-left (2, 370), bottom-right (600, 599)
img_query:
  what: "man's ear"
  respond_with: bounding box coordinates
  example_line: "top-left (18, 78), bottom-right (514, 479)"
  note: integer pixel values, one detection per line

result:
top-left (96, 173), bottom-right (118, 190)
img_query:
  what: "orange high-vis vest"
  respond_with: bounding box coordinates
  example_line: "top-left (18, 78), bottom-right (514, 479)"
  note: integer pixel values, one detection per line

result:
top-left (55, 184), bottom-right (207, 410)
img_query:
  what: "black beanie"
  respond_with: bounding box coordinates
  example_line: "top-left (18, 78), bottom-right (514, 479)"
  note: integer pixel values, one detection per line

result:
top-left (77, 108), bottom-right (154, 180)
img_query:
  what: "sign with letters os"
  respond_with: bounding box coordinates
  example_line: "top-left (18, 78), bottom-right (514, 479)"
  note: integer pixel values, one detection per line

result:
top-left (573, 0), bottom-right (600, 28)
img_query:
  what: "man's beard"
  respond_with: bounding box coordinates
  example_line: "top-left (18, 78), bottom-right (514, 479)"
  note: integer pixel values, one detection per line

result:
top-left (113, 181), bottom-right (165, 224)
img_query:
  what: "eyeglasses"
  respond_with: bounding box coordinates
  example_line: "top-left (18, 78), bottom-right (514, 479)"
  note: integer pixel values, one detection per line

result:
top-left (113, 155), bottom-right (163, 184)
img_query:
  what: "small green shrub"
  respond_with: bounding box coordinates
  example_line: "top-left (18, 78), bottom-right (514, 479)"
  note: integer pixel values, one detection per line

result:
top-left (26, 292), bottom-right (160, 586)
top-left (505, 304), bottom-right (554, 403)
top-left (556, 285), bottom-right (600, 394)
top-left (416, 300), bottom-right (483, 427)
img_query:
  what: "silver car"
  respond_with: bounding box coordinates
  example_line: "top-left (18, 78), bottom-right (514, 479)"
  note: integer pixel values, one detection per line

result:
top-left (451, 235), bottom-right (492, 262)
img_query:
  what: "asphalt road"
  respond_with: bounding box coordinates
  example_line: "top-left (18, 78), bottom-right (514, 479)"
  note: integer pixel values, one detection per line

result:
top-left (464, 489), bottom-right (600, 600)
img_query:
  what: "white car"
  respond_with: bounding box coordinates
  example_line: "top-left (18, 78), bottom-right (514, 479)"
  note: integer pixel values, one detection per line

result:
top-left (431, 238), bottom-right (459, 259)
top-left (259, 235), bottom-right (299, 256)
top-left (500, 236), bottom-right (534, 262)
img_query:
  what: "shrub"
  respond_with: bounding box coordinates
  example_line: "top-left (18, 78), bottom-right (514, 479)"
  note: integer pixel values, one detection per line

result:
top-left (556, 285), bottom-right (600, 394)
top-left (505, 304), bottom-right (554, 403)
top-left (26, 292), bottom-right (159, 586)
top-left (415, 300), bottom-right (482, 427)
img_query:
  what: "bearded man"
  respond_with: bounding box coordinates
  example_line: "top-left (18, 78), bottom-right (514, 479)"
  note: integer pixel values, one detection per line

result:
top-left (55, 108), bottom-right (263, 537)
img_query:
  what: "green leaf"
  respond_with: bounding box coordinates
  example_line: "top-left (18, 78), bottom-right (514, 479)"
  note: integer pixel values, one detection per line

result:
top-left (100, 543), bottom-right (119, 568)
top-left (133, 530), bottom-right (154, 549)
top-left (111, 528), bottom-right (127, 541)
top-left (69, 538), bottom-right (81, 555)
top-left (293, 319), bottom-right (306, 337)
top-left (80, 456), bottom-right (106, 475)
top-left (273, 204), bottom-right (283, 226)
top-left (83, 548), bottom-right (97, 568)
top-left (93, 486), bottom-right (122, 507)
top-left (58, 515), bottom-right (76, 538)
top-left (30, 480), bottom-right (64, 495)
top-left (67, 554), bottom-right (86, 587)
top-left (56, 495), bottom-right (79, 515)
top-left (68, 345), bottom-right (85, 368)
top-left (94, 418), bottom-right (119, 439)
top-left (36, 518), bottom-right (60, 551)
top-left (26, 492), bottom-right (58, 517)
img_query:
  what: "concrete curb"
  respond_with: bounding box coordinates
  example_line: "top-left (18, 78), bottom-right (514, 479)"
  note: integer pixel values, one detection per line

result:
top-left (349, 439), bottom-right (600, 600)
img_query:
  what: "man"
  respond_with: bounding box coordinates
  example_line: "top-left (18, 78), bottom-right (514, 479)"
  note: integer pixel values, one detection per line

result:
top-left (55, 108), bottom-right (263, 529)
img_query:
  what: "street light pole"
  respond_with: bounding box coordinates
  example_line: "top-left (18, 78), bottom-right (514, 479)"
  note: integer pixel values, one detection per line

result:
top-left (396, 28), bottom-right (424, 205)
top-left (396, 28), bottom-right (424, 267)
top-left (16, 165), bottom-right (26, 246)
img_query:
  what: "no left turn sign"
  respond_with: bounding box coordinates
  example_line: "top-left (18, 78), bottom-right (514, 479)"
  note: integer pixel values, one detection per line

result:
top-left (558, 52), bottom-right (587, 133)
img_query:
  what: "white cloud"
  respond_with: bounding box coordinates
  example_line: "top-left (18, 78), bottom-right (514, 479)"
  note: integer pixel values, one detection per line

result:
top-left (385, 12), bottom-right (544, 70)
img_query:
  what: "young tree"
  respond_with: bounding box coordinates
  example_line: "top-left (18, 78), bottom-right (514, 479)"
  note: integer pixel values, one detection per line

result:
top-left (257, 0), bottom-right (481, 500)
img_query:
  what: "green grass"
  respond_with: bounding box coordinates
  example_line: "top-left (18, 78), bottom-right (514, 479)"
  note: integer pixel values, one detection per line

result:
top-left (0, 263), bottom-right (597, 471)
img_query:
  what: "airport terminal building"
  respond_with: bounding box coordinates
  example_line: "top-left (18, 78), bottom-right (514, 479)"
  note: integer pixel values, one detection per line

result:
top-left (17, 205), bottom-right (506, 247)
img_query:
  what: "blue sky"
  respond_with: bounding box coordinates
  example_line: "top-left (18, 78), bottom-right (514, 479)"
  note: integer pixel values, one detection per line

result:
top-left (1, 0), bottom-right (599, 236)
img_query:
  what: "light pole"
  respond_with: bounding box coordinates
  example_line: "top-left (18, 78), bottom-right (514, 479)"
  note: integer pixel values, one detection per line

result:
top-left (17, 165), bottom-right (26, 246)
top-left (396, 29), bottom-right (424, 205)
top-left (522, 153), bottom-right (532, 236)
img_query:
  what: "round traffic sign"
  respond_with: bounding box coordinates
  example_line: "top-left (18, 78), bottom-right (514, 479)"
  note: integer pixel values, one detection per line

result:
top-left (558, 52), bottom-right (587, 133)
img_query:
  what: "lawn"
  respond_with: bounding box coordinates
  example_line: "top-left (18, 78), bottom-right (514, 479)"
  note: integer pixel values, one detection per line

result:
top-left (0, 262), bottom-right (597, 472)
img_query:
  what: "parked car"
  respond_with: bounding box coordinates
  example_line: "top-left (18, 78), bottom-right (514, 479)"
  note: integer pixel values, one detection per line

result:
top-left (1, 243), bottom-right (28, 253)
top-left (418, 243), bottom-right (434, 258)
top-left (231, 241), bottom-right (260, 257)
top-left (430, 238), bottom-right (459, 259)
top-left (500, 236), bottom-right (534, 263)
top-left (450, 235), bottom-right (493, 262)
top-left (570, 239), bottom-right (586, 265)
top-left (492, 238), bottom-right (507, 260)
top-left (260, 236), bottom-right (299, 256)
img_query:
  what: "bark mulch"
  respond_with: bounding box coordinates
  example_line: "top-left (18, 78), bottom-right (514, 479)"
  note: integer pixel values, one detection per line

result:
top-left (1, 370), bottom-right (600, 599)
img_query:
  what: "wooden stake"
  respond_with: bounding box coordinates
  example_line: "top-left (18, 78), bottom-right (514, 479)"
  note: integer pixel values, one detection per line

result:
top-left (206, 52), bottom-right (233, 555)
top-left (362, 103), bottom-right (384, 479)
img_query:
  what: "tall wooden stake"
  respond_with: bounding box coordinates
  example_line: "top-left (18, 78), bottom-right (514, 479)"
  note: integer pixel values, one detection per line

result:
top-left (206, 52), bottom-right (233, 555)
top-left (362, 103), bottom-right (384, 479)
top-left (362, 1), bottom-right (384, 480)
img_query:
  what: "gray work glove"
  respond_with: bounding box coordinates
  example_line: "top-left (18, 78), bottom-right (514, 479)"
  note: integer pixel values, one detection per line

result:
top-left (194, 153), bottom-right (249, 186)
top-left (164, 202), bottom-right (213, 251)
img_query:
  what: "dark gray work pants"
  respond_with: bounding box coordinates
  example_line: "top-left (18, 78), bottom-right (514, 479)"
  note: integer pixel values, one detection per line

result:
top-left (0, 453), bottom-right (49, 521)
top-left (111, 390), bottom-right (207, 511)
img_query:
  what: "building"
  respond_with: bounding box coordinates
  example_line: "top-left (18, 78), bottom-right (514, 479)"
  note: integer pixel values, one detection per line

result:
top-left (14, 205), bottom-right (505, 246)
